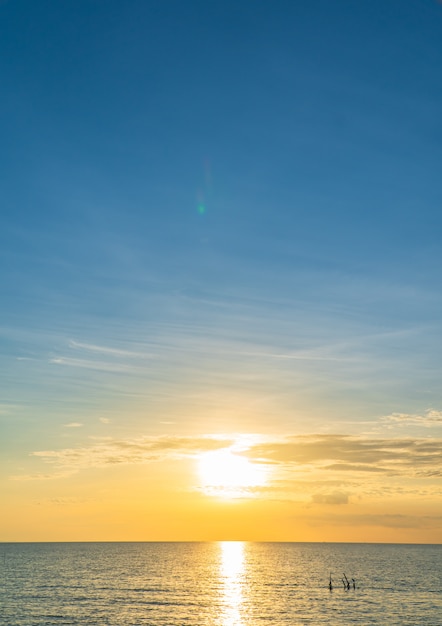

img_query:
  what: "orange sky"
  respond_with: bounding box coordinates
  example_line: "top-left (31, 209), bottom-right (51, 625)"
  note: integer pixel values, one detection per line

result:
top-left (3, 429), bottom-right (442, 543)
top-left (2, 0), bottom-right (442, 544)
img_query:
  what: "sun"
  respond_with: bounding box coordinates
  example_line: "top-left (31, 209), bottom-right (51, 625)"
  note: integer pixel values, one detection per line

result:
top-left (197, 446), bottom-right (268, 499)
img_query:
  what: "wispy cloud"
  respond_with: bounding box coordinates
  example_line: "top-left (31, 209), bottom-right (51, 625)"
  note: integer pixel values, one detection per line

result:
top-left (325, 463), bottom-right (388, 473)
top-left (304, 514), bottom-right (442, 529)
top-left (48, 338), bottom-right (158, 375)
top-left (29, 435), bottom-right (234, 473)
top-left (68, 340), bottom-right (154, 359)
top-left (0, 404), bottom-right (19, 415)
top-left (32, 497), bottom-right (90, 506)
top-left (233, 350), bottom-right (354, 362)
top-left (311, 492), bottom-right (349, 505)
top-left (24, 432), bottom-right (442, 499)
top-left (245, 434), bottom-right (442, 477)
top-left (63, 422), bottom-right (83, 428)
top-left (383, 409), bottom-right (442, 428)
top-left (11, 470), bottom-right (75, 481)
top-left (49, 356), bottom-right (137, 373)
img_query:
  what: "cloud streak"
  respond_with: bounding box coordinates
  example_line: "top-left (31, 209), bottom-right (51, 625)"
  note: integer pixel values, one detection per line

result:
top-left (68, 340), bottom-right (154, 359)
top-left (383, 409), bottom-right (442, 428)
top-left (30, 435), bottom-right (234, 472)
top-left (24, 432), bottom-right (442, 492)
top-left (304, 514), bottom-right (442, 529)
top-left (244, 434), bottom-right (442, 477)
top-left (311, 492), bottom-right (349, 505)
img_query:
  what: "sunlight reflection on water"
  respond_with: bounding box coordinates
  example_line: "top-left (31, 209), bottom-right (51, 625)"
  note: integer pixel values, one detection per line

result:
top-left (1, 543), bottom-right (441, 625)
top-left (219, 541), bottom-right (245, 626)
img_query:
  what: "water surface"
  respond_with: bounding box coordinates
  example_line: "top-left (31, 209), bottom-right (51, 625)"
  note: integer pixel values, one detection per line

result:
top-left (1, 542), bottom-right (441, 625)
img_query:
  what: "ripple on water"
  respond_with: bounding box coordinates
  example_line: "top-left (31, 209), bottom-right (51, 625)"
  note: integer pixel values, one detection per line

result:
top-left (0, 542), bottom-right (441, 625)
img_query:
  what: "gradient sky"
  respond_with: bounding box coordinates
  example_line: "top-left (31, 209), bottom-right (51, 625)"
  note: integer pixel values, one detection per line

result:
top-left (2, 0), bottom-right (442, 542)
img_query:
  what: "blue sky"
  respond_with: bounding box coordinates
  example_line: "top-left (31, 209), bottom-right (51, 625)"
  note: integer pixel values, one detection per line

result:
top-left (1, 0), bottom-right (442, 540)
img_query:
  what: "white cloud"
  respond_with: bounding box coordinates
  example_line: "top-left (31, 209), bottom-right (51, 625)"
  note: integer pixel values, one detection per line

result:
top-left (50, 356), bottom-right (136, 372)
top-left (69, 339), bottom-right (154, 359)
top-left (383, 408), bottom-right (442, 428)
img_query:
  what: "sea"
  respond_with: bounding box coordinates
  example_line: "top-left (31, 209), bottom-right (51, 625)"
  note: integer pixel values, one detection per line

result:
top-left (1, 542), bottom-right (441, 625)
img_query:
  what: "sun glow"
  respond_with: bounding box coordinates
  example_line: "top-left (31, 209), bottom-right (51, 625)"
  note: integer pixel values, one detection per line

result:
top-left (198, 445), bottom-right (268, 499)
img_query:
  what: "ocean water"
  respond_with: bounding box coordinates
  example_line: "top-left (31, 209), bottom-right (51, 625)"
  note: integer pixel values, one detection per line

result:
top-left (1, 542), bottom-right (441, 625)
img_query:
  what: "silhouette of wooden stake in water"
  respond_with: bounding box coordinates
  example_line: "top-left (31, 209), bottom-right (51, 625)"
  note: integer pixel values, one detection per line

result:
top-left (329, 571), bottom-right (356, 591)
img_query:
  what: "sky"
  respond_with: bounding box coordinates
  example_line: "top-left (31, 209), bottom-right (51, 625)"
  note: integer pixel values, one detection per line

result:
top-left (1, 0), bottom-right (442, 543)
